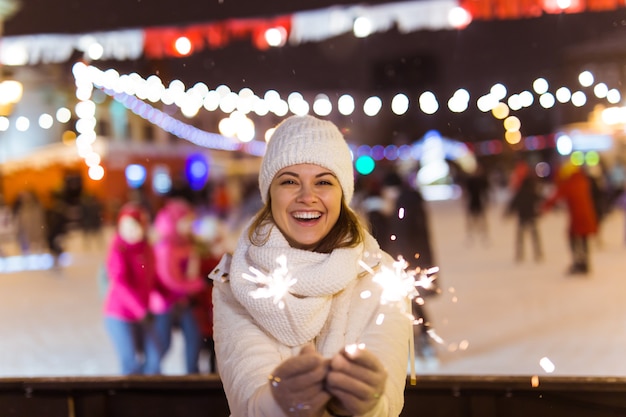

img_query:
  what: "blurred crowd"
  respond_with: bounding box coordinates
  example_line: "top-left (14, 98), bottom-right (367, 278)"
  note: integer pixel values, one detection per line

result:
top-left (0, 189), bottom-right (105, 267)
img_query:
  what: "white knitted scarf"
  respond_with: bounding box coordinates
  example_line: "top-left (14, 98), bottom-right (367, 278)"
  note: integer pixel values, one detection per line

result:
top-left (230, 222), bottom-right (380, 350)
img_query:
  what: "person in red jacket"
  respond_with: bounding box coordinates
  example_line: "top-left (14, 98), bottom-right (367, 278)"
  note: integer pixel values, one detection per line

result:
top-left (190, 212), bottom-right (229, 374)
top-left (192, 255), bottom-right (219, 373)
top-left (542, 161), bottom-right (598, 275)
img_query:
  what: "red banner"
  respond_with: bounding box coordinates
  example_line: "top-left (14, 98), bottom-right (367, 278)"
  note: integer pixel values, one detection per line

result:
top-left (143, 16), bottom-right (292, 59)
top-left (460, 0), bottom-right (624, 20)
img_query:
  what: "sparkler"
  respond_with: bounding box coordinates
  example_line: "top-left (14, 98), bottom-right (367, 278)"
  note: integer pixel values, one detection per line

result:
top-left (359, 255), bottom-right (439, 318)
top-left (359, 254), bottom-right (439, 384)
top-left (242, 254), bottom-right (296, 310)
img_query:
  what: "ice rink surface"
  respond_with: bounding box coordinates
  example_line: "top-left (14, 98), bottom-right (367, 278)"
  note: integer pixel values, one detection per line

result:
top-left (1, 196), bottom-right (625, 378)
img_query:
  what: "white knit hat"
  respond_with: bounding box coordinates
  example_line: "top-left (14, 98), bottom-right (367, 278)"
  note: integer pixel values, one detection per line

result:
top-left (259, 115), bottom-right (354, 204)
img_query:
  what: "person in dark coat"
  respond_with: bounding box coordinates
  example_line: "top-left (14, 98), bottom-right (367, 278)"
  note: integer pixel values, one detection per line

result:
top-left (506, 166), bottom-right (544, 263)
top-left (80, 193), bottom-right (105, 251)
top-left (585, 165), bottom-right (610, 248)
top-left (381, 170), bottom-right (438, 361)
top-left (45, 191), bottom-right (68, 266)
top-left (382, 173), bottom-right (436, 272)
top-left (462, 164), bottom-right (491, 245)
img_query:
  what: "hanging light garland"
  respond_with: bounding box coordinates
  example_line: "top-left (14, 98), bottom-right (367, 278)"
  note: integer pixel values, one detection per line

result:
top-left (59, 60), bottom-right (624, 183)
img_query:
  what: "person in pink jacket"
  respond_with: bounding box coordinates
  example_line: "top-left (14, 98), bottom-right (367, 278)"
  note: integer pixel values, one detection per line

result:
top-left (150, 198), bottom-right (206, 373)
top-left (104, 202), bottom-right (161, 375)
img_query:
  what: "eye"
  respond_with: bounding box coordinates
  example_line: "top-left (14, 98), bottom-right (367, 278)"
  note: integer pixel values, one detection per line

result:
top-left (317, 177), bottom-right (335, 186)
top-left (279, 179), bottom-right (297, 185)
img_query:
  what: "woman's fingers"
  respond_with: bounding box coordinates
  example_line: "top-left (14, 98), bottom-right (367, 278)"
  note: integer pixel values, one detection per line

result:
top-left (269, 345), bottom-right (332, 417)
top-left (325, 347), bottom-right (387, 415)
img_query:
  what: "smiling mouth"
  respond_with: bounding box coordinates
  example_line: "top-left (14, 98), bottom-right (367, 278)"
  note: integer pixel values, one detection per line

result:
top-left (292, 211), bottom-right (322, 222)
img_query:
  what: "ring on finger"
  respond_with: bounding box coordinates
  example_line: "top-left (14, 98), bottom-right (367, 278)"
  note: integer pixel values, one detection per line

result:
top-left (267, 374), bottom-right (282, 387)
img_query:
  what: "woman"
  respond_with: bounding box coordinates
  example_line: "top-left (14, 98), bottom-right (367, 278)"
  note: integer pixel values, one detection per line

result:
top-left (151, 198), bottom-right (206, 373)
top-left (103, 202), bottom-right (161, 375)
top-left (212, 115), bottom-right (411, 417)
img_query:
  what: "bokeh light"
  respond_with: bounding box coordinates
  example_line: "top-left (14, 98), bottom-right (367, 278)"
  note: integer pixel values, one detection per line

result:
top-left (355, 155), bottom-right (375, 175)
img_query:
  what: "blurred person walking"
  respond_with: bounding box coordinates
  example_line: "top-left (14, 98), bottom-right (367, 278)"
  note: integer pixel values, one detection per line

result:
top-left (505, 163), bottom-right (544, 263)
top-left (13, 190), bottom-right (47, 254)
top-left (190, 212), bottom-right (229, 374)
top-left (150, 198), bottom-right (206, 374)
top-left (103, 202), bottom-right (161, 375)
top-left (461, 164), bottom-right (491, 246)
top-left (80, 193), bottom-right (105, 251)
top-left (542, 162), bottom-right (598, 275)
top-left (380, 169), bottom-right (439, 363)
top-left (44, 191), bottom-right (68, 267)
top-left (587, 165), bottom-right (612, 248)
top-left (0, 195), bottom-right (16, 256)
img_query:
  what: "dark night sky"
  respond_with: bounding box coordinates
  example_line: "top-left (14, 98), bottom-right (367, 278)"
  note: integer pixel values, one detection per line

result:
top-left (4, 0), bottom-right (401, 34)
top-left (4, 1), bottom-right (626, 143)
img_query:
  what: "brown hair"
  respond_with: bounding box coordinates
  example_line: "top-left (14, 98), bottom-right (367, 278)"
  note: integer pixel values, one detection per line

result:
top-left (247, 198), bottom-right (364, 253)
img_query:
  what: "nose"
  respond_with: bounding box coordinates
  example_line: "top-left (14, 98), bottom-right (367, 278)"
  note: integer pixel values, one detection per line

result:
top-left (296, 184), bottom-right (317, 203)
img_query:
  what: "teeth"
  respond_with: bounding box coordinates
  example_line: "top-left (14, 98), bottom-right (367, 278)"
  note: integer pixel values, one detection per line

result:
top-left (293, 212), bottom-right (321, 219)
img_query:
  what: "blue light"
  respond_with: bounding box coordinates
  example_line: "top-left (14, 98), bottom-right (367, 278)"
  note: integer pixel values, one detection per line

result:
top-left (125, 164), bottom-right (147, 188)
top-left (357, 145), bottom-right (371, 157)
top-left (384, 145), bottom-right (398, 160)
top-left (185, 153), bottom-right (210, 191)
top-left (398, 145), bottom-right (412, 160)
top-left (371, 145), bottom-right (385, 161)
top-left (423, 130), bottom-right (442, 140)
top-left (153, 166), bottom-right (172, 195)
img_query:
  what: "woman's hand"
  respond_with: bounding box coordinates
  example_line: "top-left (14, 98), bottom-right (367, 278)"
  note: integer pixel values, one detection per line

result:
top-left (269, 344), bottom-right (331, 417)
top-left (325, 344), bottom-right (387, 416)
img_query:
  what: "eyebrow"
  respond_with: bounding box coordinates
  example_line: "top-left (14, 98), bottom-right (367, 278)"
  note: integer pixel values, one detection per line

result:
top-left (276, 170), bottom-right (337, 179)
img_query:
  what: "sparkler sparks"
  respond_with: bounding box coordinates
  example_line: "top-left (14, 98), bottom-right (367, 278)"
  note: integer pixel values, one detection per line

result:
top-left (242, 254), bottom-right (296, 310)
top-left (359, 255), bottom-right (439, 311)
top-left (359, 254), bottom-right (440, 385)
top-left (345, 343), bottom-right (366, 357)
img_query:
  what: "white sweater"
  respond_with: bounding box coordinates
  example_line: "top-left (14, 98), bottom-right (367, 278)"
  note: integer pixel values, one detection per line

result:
top-left (212, 227), bottom-right (411, 417)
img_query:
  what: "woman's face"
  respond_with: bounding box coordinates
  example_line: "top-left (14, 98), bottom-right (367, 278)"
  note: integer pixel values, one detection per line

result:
top-left (118, 216), bottom-right (144, 244)
top-left (176, 214), bottom-right (194, 237)
top-left (270, 163), bottom-right (343, 250)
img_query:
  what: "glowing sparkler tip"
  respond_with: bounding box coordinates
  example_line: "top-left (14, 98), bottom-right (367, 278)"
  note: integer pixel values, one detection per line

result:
top-left (345, 343), bottom-right (366, 356)
top-left (243, 254), bottom-right (296, 308)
